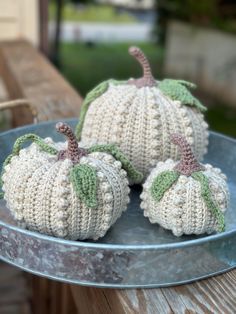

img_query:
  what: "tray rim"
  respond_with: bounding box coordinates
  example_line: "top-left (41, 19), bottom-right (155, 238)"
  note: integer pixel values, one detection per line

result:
top-left (0, 118), bottom-right (235, 251)
top-left (1, 217), bottom-right (235, 250)
top-left (1, 254), bottom-right (235, 289)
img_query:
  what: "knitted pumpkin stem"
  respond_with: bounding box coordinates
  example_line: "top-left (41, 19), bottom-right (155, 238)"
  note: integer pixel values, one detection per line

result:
top-left (128, 46), bottom-right (156, 88)
top-left (56, 122), bottom-right (87, 164)
top-left (171, 133), bottom-right (205, 176)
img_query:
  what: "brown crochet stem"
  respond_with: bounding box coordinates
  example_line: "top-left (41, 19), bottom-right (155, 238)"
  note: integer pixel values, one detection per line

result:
top-left (171, 134), bottom-right (205, 176)
top-left (56, 122), bottom-right (87, 164)
top-left (128, 46), bottom-right (156, 88)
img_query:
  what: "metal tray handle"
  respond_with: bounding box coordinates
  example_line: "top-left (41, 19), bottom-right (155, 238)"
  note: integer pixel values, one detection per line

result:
top-left (0, 99), bottom-right (38, 124)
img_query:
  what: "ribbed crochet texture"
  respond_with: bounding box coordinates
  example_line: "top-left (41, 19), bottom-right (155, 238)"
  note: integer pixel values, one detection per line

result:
top-left (141, 134), bottom-right (229, 236)
top-left (192, 172), bottom-right (225, 232)
top-left (78, 47), bottom-right (209, 180)
top-left (76, 79), bottom-right (124, 139)
top-left (141, 161), bottom-right (229, 236)
top-left (0, 134), bottom-right (58, 198)
top-left (88, 143), bottom-right (143, 184)
top-left (1, 124), bottom-right (132, 240)
top-left (76, 80), bottom-right (110, 139)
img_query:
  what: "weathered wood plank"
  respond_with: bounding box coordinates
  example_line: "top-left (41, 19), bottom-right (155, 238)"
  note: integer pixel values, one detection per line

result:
top-left (0, 39), bottom-right (235, 314)
top-left (70, 270), bottom-right (236, 314)
top-left (0, 40), bottom-right (82, 126)
top-left (167, 271), bottom-right (236, 314)
top-left (28, 275), bottom-right (78, 314)
top-left (115, 289), bottom-right (174, 314)
top-left (0, 261), bottom-right (31, 314)
top-left (29, 275), bottom-right (50, 314)
top-left (60, 283), bottom-right (77, 314)
top-left (70, 286), bottom-right (173, 314)
top-left (71, 285), bottom-right (113, 314)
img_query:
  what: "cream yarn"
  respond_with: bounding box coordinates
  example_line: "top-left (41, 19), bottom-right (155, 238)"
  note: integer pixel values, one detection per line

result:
top-left (78, 47), bottom-right (208, 180)
top-left (1, 123), bottom-right (132, 240)
top-left (140, 134), bottom-right (229, 236)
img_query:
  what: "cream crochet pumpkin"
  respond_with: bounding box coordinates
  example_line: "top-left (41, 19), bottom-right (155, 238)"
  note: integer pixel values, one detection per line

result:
top-left (140, 134), bottom-right (229, 236)
top-left (76, 46), bottom-right (209, 180)
top-left (1, 122), bottom-right (142, 240)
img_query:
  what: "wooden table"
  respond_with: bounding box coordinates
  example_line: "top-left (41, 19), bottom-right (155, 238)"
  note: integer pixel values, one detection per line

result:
top-left (0, 40), bottom-right (235, 314)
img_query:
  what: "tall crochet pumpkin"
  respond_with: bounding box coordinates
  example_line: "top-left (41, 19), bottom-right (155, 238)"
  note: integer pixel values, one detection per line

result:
top-left (76, 47), bottom-right (209, 180)
top-left (1, 122), bottom-right (142, 240)
top-left (141, 134), bottom-right (229, 236)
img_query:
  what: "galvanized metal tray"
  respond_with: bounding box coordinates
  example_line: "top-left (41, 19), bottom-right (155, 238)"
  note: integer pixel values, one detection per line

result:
top-left (0, 119), bottom-right (236, 288)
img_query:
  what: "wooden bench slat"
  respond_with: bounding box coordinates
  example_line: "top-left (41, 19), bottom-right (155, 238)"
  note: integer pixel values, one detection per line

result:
top-left (0, 40), bottom-right (82, 126)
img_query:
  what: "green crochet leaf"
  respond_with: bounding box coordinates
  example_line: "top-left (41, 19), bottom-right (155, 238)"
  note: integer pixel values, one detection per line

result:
top-left (150, 170), bottom-right (180, 202)
top-left (192, 171), bottom-right (225, 232)
top-left (0, 134), bottom-right (58, 199)
top-left (75, 79), bottom-right (123, 140)
top-left (11, 134), bottom-right (58, 156)
top-left (158, 79), bottom-right (207, 112)
top-left (88, 143), bottom-right (143, 184)
top-left (170, 79), bottom-right (196, 89)
top-left (70, 164), bottom-right (97, 209)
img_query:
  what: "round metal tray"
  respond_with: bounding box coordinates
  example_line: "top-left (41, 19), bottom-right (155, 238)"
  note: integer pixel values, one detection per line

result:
top-left (0, 119), bottom-right (236, 288)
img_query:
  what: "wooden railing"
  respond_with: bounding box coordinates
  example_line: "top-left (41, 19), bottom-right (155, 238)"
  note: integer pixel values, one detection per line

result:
top-left (0, 39), bottom-right (235, 314)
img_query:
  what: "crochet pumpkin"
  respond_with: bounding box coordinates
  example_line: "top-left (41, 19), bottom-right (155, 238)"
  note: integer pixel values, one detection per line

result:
top-left (140, 134), bottom-right (229, 236)
top-left (1, 122), bottom-right (142, 240)
top-left (76, 46), bottom-right (209, 180)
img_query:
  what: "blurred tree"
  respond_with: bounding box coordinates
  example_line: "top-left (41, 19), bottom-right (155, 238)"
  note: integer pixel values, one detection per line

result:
top-left (156, 0), bottom-right (236, 44)
top-left (50, 0), bottom-right (64, 67)
top-left (50, 0), bottom-right (94, 67)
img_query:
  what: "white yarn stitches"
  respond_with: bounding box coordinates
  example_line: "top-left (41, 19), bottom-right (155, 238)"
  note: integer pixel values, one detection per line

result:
top-left (81, 82), bottom-right (209, 179)
top-left (140, 159), bottom-right (229, 236)
top-left (2, 139), bottom-right (130, 240)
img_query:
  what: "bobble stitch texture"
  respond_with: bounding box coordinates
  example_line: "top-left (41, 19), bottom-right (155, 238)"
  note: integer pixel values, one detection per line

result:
top-left (78, 47), bottom-right (209, 180)
top-left (142, 134), bottom-right (229, 236)
top-left (1, 123), bottom-right (134, 240)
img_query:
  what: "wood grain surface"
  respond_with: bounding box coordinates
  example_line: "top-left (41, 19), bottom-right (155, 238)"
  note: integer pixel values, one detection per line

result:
top-left (28, 276), bottom-right (77, 314)
top-left (70, 270), bottom-right (236, 314)
top-left (0, 40), bottom-right (82, 126)
top-left (0, 39), bottom-right (235, 314)
top-left (0, 262), bottom-right (31, 314)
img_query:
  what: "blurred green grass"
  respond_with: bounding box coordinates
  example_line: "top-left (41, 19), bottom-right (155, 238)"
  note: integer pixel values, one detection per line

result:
top-left (60, 42), bottom-right (236, 138)
top-left (49, 3), bottom-right (137, 23)
top-left (60, 42), bottom-right (164, 96)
